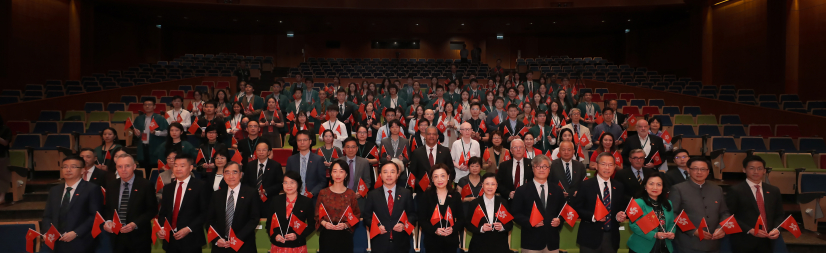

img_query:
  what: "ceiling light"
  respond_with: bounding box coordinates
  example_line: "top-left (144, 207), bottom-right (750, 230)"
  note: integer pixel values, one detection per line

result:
top-left (628, 19), bottom-right (631, 22)
top-left (602, 20), bottom-right (605, 22)
top-left (416, 24), bottom-right (419, 26)
top-left (506, 23), bottom-right (510, 26)
top-left (553, 22), bottom-right (556, 24)
top-left (461, 23), bottom-right (465, 26)
top-left (529, 23), bottom-right (533, 25)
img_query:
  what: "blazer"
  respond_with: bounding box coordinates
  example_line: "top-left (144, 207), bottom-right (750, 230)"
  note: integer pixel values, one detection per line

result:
top-left (133, 113), bottom-right (169, 164)
top-left (465, 195), bottom-right (513, 253)
top-left (41, 180), bottom-right (103, 253)
top-left (104, 177), bottom-right (159, 252)
top-left (726, 181), bottom-right (784, 252)
top-left (379, 137), bottom-right (409, 165)
top-left (243, 159), bottom-right (284, 216)
top-left (512, 180), bottom-right (565, 251)
top-left (416, 190), bottom-right (465, 251)
top-left (158, 177), bottom-right (209, 251)
top-left (335, 156), bottom-right (372, 210)
top-left (266, 194), bottom-right (316, 248)
top-left (617, 167), bottom-right (658, 200)
top-left (408, 144), bottom-right (454, 193)
top-left (621, 134), bottom-right (666, 167)
top-left (363, 186), bottom-right (417, 253)
top-left (669, 180), bottom-right (730, 252)
top-left (205, 171), bottom-right (229, 192)
top-left (482, 147), bottom-right (509, 175)
top-left (286, 152), bottom-right (326, 197)
top-left (86, 166), bottom-right (109, 188)
top-left (573, 177), bottom-right (626, 251)
top-left (627, 198), bottom-right (675, 253)
top-left (498, 120), bottom-right (525, 149)
top-left (238, 94), bottom-right (265, 112)
top-left (549, 159), bottom-right (587, 200)
top-left (664, 167), bottom-right (688, 188)
top-left (495, 158), bottom-right (533, 200)
top-left (206, 185), bottom-right (260, 253)
top-left (196, 142), bottom-right (229, 171)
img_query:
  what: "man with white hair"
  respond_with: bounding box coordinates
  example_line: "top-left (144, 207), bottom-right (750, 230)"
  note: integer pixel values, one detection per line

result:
top-left (512, 154), bottom-right (564, 253)
top-left (496, 139), bottom-right (532, 201)
top-left (103, 155), bottom-right (159, 253)
top-left (621, 119), bottom-right (666, 168)
top-left (451, 122), bottom-right (481, 182)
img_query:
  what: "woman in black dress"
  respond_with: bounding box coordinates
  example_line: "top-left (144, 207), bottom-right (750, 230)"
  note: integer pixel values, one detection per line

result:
top-left (416, 163), bottom-right (465, 253)
top-left (266, 171), bottom-right (316, 253)
top-left (466, 172), bottom-right (512, 253)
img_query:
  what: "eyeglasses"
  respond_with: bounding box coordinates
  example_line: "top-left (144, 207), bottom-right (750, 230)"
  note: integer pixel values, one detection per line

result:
top-left (689, 168), bottom-right (709, 172)
top-left (511, 146), bottom-right (525, 151)
top-left (223, 170), bottom-right (241, 175)
top-left (674, 156), bottom-right (689, 159)
top-left (535, 165), bottom-right (550, 170)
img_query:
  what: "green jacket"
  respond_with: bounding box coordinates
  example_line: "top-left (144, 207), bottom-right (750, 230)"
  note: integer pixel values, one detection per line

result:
top-left (94, 144), bottom-right (123, 165)
top-left (627, 198), bottom-right (675, 253)
top-left (576, 102), bottom-right (602, 119)
top-left (529, 125), bottom-right (554, 154)
top-left (379, 95), bottom-right (408, 113)
top-left (133, 113), bottom-right (169, 165)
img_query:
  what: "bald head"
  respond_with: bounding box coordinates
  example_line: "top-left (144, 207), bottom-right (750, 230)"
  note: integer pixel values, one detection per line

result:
top-left (511, 139), bottom-right (526, 160)
top-left (559, 141), bottom-right (574, 161)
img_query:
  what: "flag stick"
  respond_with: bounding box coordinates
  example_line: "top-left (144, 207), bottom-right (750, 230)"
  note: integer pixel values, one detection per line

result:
top-left (558, 180), bottom-right (567, 194)
top-left (774, 215), bottom-right (792, 231)
top-left (557, 201), bottom-right (568, 218)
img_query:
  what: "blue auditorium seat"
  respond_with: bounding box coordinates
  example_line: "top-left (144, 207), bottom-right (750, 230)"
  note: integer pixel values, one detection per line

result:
top-left (107, 103), bottom-right (125, 113)
top-left (40, 134), bottom-right (70, 150)
top-left (698, 125), bottom-right (721, 136)
top-left (662, 106), bottom-right (681, 116)
top-left (84, 102), bottom-right (104, 113)
top-left (673, 125), bottom-right (697, 138)
top-left (121, 95), bottom-right (138, 104)
top-left (712, 137), bottom-right (740, 152)
top-left (648, 99), bottom-right (665, 108)
top-left (60, 121), bottom-right (85, 134)
top-left (719, 115), bottom-right (741, 125)
top-left (11, 134), bottom-right (40, 149)
top-left (86, 122), bottom-right (110, 135)
top-left (769, 137), bottom-right (797, 152)
top-left (799, 138), bottom-right (826, 153)
top-left (0, 96), bottom-right (19, 105)
top-left (0, 222), bottom-right (40, 253)
top-left (740, 137), bottom-right (769, 152)
top-left (780, 94), bottom-right (800, 103)
top-left (629, 99), bottom-right (646, 108)
top-left (38, 111), bottom-right (62, 121)
top-left (683, 106), bottom-right (702, 117)
top-left (722, 125), bottom-right (747, 138)
top-left (32, 122), bottom-right (59, 134)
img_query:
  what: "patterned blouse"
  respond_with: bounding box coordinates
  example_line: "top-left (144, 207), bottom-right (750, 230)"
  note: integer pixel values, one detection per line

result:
top-left (315, 187), bottom-right (361, 233)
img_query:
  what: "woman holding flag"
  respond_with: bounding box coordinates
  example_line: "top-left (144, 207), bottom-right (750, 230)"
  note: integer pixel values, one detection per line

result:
top-left (316, 159), bottom-right (361, 253)
top-left (93, 127), bottom-right (122, 173)
top-left (627, 172), bottom-right (675, 253)
top-left (416, 163), bottom-right (465, 253)
top-left (286, 111), bottom-right (316, 155)
top-left (154, 122), bottom-right (197, 163)
top-left (318, 130), bottom-right (344, 168)
top-left (551, 128), bottom-right (586, 162)
top-left (205, 161), bottom-right (259, 253)
top-left (260, 97), bottom-right (285, 148)
top-left (197, 124), bottom-right (229, 174)
top-left (267, 171), bottom-right (316, 253)
top-left (466, 172), bottom-right (512, 253)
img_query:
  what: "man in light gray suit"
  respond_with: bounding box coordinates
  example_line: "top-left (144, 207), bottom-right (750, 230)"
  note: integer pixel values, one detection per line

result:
top-left (286, 130), bottom-right (327, 199)
top-left (551, 141), bottom-right (587, 200)
top-left (669, 157), bottom-right (730, 253)
top-left (337, 137), bottom-right (372, 210)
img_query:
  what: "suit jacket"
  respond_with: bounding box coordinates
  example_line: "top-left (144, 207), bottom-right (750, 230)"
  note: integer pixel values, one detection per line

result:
top-left (495, 158), bottom-right (533, 200)
top-left (627, 198), bottom-right (675, 253)
top-left (206, 185), bottom-right (259, 253)
top-left (465, 195), bottom-right (513, 253)
top-left (336, 156), bottom-right (372, 210)
top-left (621, 134), bottom-right (666, 167)
top-left (363, 186), bottom-right (417, 253)
top-left (498, 120), bottom-right (526, 149)
top-left (265, 194), bottom-right (316, 248)
top-left (617, 167), bottom-right (658, 200)
top-left (104, 177), bottom-right (159, 251)
top-left (379, 137), bottom-right (410, 165)
top-left (447, 72), bottom-right (464, 87)
top-left (133, 113), bottom-right (169, 164)
top-left (86, 166), bottom-right (109, 188)
top-left (573, 177), bottom-right (626, 251)
top-left (243, 158), bottom-right (284, 216)
top-left (408, 144), bottom-right (453, 193)
top-left (41, 180), bottom-right (103, 253)
top-left (416, 190), bottom-right (465, 251)
top-left (669, 180), bottom-right (730, 252)
top-left (512, 180), bottom-right (565, 250)
top-left (550, 159), bottom-right (587, 200)
top-left (664, 167), bottom-right (688, 189)
top-left (726, 181), bottom-right (784, 252)
top-left (159, 177), bottom-right (209, 251)
top-left (286, 152), bottom-right (326, 197)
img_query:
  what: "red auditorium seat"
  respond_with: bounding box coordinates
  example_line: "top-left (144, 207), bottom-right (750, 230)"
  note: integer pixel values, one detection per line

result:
top-left (216, 81), bottom-right (230, 90)
top-left (185, 90), bottom-right (194, 99)
top-left (603, 93), bottom-right (618, 102)
top-left (775, 124), bottom-right (801, 139)
top-left (260, 91), bottom-right (273, 98)
top-left (620, 93), bottom-right (635, 102)
top-left (169, 90), bottom-right (185, 98)
top-left (591, 93), bottom-right (603, 102)
top-left (622, 106), bottom-right (641, 116)
top-left (641, 106), bottom-right (661, 116)
top-left (748, 124), bottom-right (774, 138)
top-left (820, 155), bottom-right (826, 169)
top-left (154, 104), bottom-right (167, 114)
top-left (127, 103), bottom-right (143, 114)
top-left (6, 121), bottom-right (31, 135)
top-left (150, 90), bottom-right (167, 99)
top-left (272, 148), bottom-right (292, 166)
top-left (201, 81), bottom-right (215, 88)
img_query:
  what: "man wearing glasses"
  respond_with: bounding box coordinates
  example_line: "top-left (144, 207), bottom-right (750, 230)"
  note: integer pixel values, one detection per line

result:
top-left (670, 157), bottom-right (730, 253)
top-left (496, 139), bottom-right (532, 201)
top-left (664, 149), bottom-right (691, 187)
top-left (617, 149), bottom-right (658, 200)
top-left (451, 122), bottom-right (481, 183)
top-left (409, 126), bottom-right (453, 194)
top-left (42, 156), bottom-right (103, 253)
top-left (512, 154), bottom-right (565, 253)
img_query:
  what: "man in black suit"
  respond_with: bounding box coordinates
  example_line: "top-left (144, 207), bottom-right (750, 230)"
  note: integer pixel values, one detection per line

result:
top-left (243, 141), bottom-right (283, 217)
top-left (664, 149), bottom-right (691, 187)
top-left (157, 155), bottom-right (209, 253)
top-left (234, 120), bottom-right (271, 167)
top-left (206, 162), bottom-right (259, 253)
top-left (551, 141), bottom-right (587, 199)
top-left (606, 100), bottom-right (627, 129)
top-left (363, 162), bottom-right (417, 253)
top-left (42, 156), bottom-right (103, 253)
top-left (80, 148), bottom-right (110, 187)
top-left (726, 156), bottom-right (783, 253)
top-left (512, 154), bottom-right (565, 252)
top-left (448, 64), bottom-right (463, 87)
top-left (620, 119), bottom-right (666, 168)
top-left (499, 104), bottom-right (525, 149)
top-left (103, 155), bottom-right (159, 253)
top-left (409, 126), bottom-right (454, 193)
top-left (496, 139), bottom-right (533, 201)
top-left (334, 89), bottom-right (357, 137)
top-left (574, 152), bottom-right (628, 253)
top-left (617, 149), bottom-right (658, 200)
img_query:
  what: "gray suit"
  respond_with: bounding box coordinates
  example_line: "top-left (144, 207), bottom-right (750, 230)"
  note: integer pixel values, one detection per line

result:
top-left (669, 180), bottom-right (731, 253)
top-left (336, 156), bottom-right (372, 210)
top-left (550, 158), bottom-right (587, 200)
top-left (379, 137), bottom-right (409, 165)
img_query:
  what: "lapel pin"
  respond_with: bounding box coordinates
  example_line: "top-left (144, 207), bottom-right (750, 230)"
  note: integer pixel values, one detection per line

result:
top-left (75, 194), bottom-right (80, 196)
top-left (766, 191), bottom-right (770, 194)
top-left (188, 188), bottom-right (192, 191)
top-left (715, 201), bottom-right (718, 203)
top-left (134, 189), bottom-right (138, 192)
top-left (613, 187), bottom-right (616, 189)
top-left (241, 196), bottom-right (244, 198)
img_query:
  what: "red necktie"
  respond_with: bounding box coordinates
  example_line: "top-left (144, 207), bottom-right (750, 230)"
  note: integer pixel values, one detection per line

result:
top-left (755, 185), bottom-right (767, 229)
top-left (172, 181), bottom-right (184, 229)
top-left (429, 148), bottom-right (435, 167)
top-left (83, 170), bottom-right (88, 181)
top-left (387, 190), bottom-right (394, 239)
top-left (514, 160), bottom-right (521, 188)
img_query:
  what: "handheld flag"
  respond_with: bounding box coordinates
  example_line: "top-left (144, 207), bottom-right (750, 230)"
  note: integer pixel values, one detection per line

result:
top-left (718, 214), bottom-right (742, 234)
top-left (496, 204), bottom-right (514, 224)
top-left (229, 228), bottom-right (244, 252)
top-left (471, 205), bottom-right (487, 227)
top-left (124, 117), bottom-right (133, 132)
top-left (399, 211), bottom-right (414, 235)
top-left (613, 151), bottom-right (623, 167)
top-left (430, 206), bottom-right (442, 226)
top-left (231, 150), bottom-right (243, 163)
top-left (287, 112), bottom-right (295, 122)
top-left (419, 172), bottom-right (430, 191)
top-left (163, 218), bottom-right (172, 242)
top-left (779, 215), bottom-right (801, 238)
top-left (43, 225), bottom-right (60, 250)
top-left (269, 212), bottom-right (281, 236)
top-left (259, 185), bottom-right (268, 202)
top-left (529, 202), bottom-right (544, 227)
top-left (406, 173), bottom-right (416, 189)
top-left (579, 134), bottom-right (590, 147)
top-left (289, 213), bottom-right (308, 235)
top-left (650, 151), bottom-right (663, 166)
top-left (625, 198), bottom-right (642, 222)
top-left (318, 203), bottom-right (331, 223)
top-left (637, 211), bottom-right (661, 234)
top-left (92, 212), bottom-right (105, 238)
top-left (445, 206), bottom-right (455, 227)
top-left (207, 225), bottom-right (221, 242)
top-left (196, 149), bottom-right (205, 163)
top-left (620, 130), bottom-right (628, 141)
top-left (149, 117), bottom-right (159, 132)
top-left (754, 215), bottom-right (766, 234)
top-left (358, 178), bottom-right (368, 197)
top-left (461, 184), bottom-right (473, 199)
top-left (673, 210), bottom-right (696, 232)
top-left (594, 195), bottom-right (610, 221)
top-left (188, 120), bottom-right (200, 134)
top-left (112, 211), bottom-right (123, 235)
top-left (101, 186), bottom-right (106, 205)
top-left (662, 130), bottom-right (672, 143)
top-left (369, 213), bottom-right (381, 239)
top-left (479, 122), bottom-right (487, 132)
top-left (558, 181), bottom-right (567, 193)
top-left (483, 149), bottom-right (491, 162)
top-left (503, 150), bottom-right (511, 161)
top-left (151, 219), bottom-right (161, 244)
top-left (698, 218), bottom-right (709, 241)
top-left (559, 202), bottom-right (579, 227)
top-left (26, 228), bottom-right (41, 253)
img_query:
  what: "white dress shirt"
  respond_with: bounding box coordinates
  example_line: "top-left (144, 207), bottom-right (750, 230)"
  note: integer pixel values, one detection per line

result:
top-left (450, 139), bottom-right (481, 183)
top-left (61, 179), bottom-right (81, 204)
top-left (173, 176), bottom-right (192, 212)
top-left (226, 183), bottom-right (241, 208)
top-left (212, 174), bottom-right (223, 191)
top-left (166, 108), bottom-right (192, 129)
top-left (639, 135), bottom-right (652, 156)
top-left (84, 166), bottom-right (96, 182)
top-left (593, 176), bottom-right (612, 222)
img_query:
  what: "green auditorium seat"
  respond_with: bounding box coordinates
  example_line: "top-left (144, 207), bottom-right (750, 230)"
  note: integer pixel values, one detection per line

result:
top-left (673, 114), bottom-right (695, 125)
top-left (696, 114), bottom-right (718, 125)
top-left (786, 153), bottom-right (818, 170)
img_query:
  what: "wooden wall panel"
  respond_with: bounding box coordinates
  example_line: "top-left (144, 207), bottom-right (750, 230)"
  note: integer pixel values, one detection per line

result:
top-left (797, 0), bottom-right (826, 101)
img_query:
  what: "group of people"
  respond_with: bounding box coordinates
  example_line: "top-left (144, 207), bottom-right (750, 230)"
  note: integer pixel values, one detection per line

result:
top-left (38, 69), bottom-right (791, 253)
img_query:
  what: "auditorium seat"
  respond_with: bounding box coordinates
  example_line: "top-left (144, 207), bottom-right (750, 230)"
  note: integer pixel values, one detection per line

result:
top-left (38, 110), bottom-right (62, 121)
top-left (783, 101), bottom-right (805, 111)
top-left (774, 124), bottom-right (801, 139)
top-left (748, 124), bottom-right (774, 138)
top-left (33, 121), bottom-right (60, 135)
top-left (159, 96), bottom-right (174, 105)
top-left (84, 102), bottom-right (104, 113)
top-left (674, 124), bottom-right (702, 156)
top-left (769, 137), bottom-right (797, 152)
top-left (799, 137), bottom-right (826, 153)
top-left (812, 109), bottom-right (826, 117)
top-left (88, 111), bottom-right (110, 127)
top-left (127, 103), bottom-right (144, 114)
top-left (0, 96), bottom-right (19, 105)
top-left (621, 106), bottom-right (640, 116)
top-left (759, 152), bottom-right (796, 194)
top-left (2, 90), bottom-right (22, 97)
top-left (718, 94), bottom-right (736, 102)
top-left (648, 99), bottom-right (664, 108)
top-left (798, 172), bottom-right (826, 230)
top-left (758, 94), bottom-right (777, 103)
top-left (60, 121), bottom-right (85, 134)
top-left (641, 106), bottom-right (660, 116)
top-left (696, 115), bottom-right (717, 125)
top-left (780, 94), bottom-right (800, 104)
top-left (169, 90), bottom-right (185, 98)
top-left (719, 114), bottom-right (741, 125)
top-left (662, 106), bottom-right (681, 116)
top-left (619, 93), bottom-right (634, 102)
top-left (651, 114), bottom-right (672, 127)
top-left (674, 115), bottom-right (695, 125)
top-left (786, 153), bottom-right (817, 170)
top-left (216, 81), bottom-right (230, 90)
top-left (154, 103), bottom-right (167, 114)
top-left (629, 99), bottom-right (646, 108)
top-left (107, 102), bottom-right (125, 113)
top-left (806, 101), bottom-right (825, 112)
top-left (0, 221), bottom-right (40, 253)
top-left (710, 136), bottom-right (747, 177)
top-left (741, 137), bottom-right (769, 152)
top-left (178, 85), bottom-right (193, 92)
top-left (602, 93), bottom-right (618, 102)
top-left (272, 148), bottom-right (292, 167)
top-left (760, 101), bottom-right (780, 109)
top-left (722, 124), bottom-right (747, 138)
top-left (698, 125), bottom-right (721, 137)
top-left (34, 134), bottom-right (72, 171)
top-left (6, 121), bottom-right (30, 135)
top-left (683, 106), bottom-right (701, 117)
top-left (120, 95), bottom-right (138, 104)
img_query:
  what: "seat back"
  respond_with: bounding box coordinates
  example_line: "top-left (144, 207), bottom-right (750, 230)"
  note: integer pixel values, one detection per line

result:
top-left (6, 121), bottom-right (31, 135)
top-left (799, 137), bottom-right (826, 153)
top-left (0, 222), bottom-right (40, 253)
top-left (33, 121), bottom-right (59, 134)
top-left (84, 102), bottom-right (104, 113)
top-left (662, 106), bottom-right (681, 116)
top-left (39, 110), bottom-right (62, 121)
top-left (619, 93), bottom-right (635, 102)
top-left (107, 102), bottom-right (126, 113)
top-left (127, 103), bottom-right (144, 114)
top-left (722, 124), bottom-right (747, 138)
top-left (696, 115), bottom-right (717, 125)
top-left (756, 152), bottom-right (784, 168)
top-left (786, 153), bottom-right (817, 170)
top-left (87, 122), bottom-right (111, 134)
top-left (719, 114), bottom-right (741, 125)
top-left (673, 125), bottom-right (697, 137)
top-left (711, 137), bottom-right (739, 151)
top-left (775, 124), bottom-right (801, 139)
top-left (674, 114), bottom-right (695, 125)
top-left (740, 137), bottom-right (769, 152)
top-left (800, 172), bottom-right (826, 193)
top-left (60, 121), bottom-right (85, 134)
top-left (769, 137), bottom-right (797, 152)
top-left (698, 125), bottom-right (721, 136)
top-left (88, 111), bottom-right (110, 124)
top-left (43, 134), bottom-right (71, 149)
top-left (629, 99), bottom-right (646, 108)
top-left (621, 106), bottom-right (640, 116)
top-left (641, 106), bottom-right (660, 116)
top-left (748, 124), bottom-right (773, 138)
top-left (683, 106), bottom-right (702, 116)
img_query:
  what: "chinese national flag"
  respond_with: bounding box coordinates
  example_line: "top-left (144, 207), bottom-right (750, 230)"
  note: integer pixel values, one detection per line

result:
top-left (289, 213), bottom-right (308, 235)
top-left (402, 146), bottom-right (408, 160)
top-left (502, 126), bottom-right (510, 136)
top-left (445, 206), bottom-right (455, 227)
top-left (112, 211), bottom-right (123, 235)
top-left (411, 138), bottom-right (418, 152)
top-left (374, 175), bottom-right (383, 189)
top-left (286, 112), bottom-right (295, 122)
top-left (560, 203), bottom-right (579, 227)
top-left (562, 110), bottom-right (569, 120)
top-left (419, 172), bottom-right (430, 191)
top-left (698, 218), bottom-right (709, 241)
top-left (458, 155), bottom-right (465, 168)
top-left (754, 215), bottom-right (767, 234)
top-left (496, 204), bottom-right (514, 224)
top-left (343, 206), bottom-right (359, 227)
top-left (369, 213), bottom-right (381, 239)
top-left (399, 211), bottom-right (414, 235)
top-left (43, 225), bottom-right (60, 250)
top-left (229, 228), bottom-right (244, 252)
top-left (310, 108), bottom-right (318, 118)
top-left (662, 130), bottom-right (672, 143)
top-left (151, 219), bottom-right (160, 244)
top-left (259, 111), bottom-right (266, 122)
top-left (225, 121), bottom-right (232, 129)
top-left (163, 218), bottom-right (172, 242)
top-left (188, 120), bottom-right (200, 134)
top-left (637, 211), bottom-right (661, 234)
top-left (529, 202), bottom-right (544, 227)
top-left (561, 119), bottom-right (567, 127)
top-left (124, 117), bottom-right (133, 131)
top-left (336, 124), bottom-right (343, 135)
top-left (650, 151), bottom-right (663, 165)
top-left (292, 124), bottom-right (298, 136)
top-left (207, 225), bottom-right (220, 242)
top-left (718, 214), bottom-right (742, 234)
top-left (620, 130), bottom-right (628, 141)
top-left (92, 212), bottom-right (105, 238)
top-left (259, 185), bottom-right (268, 202)
top-left (381, 129), bottom-right (387, 139)
top-left (358, 178), bottom-right (368, 197)
top-left (546, 149), bottom-right (552, 157)
top-left (673, 210), bottom-right (696, 232)
top-left (493, 115), bottom-right (500, 125)
top-left (101, 187), bottom-right (106, 205)
top-left (519, 126), bottom-right (529, 136)
top-left (318, 203), bottom-right (329, 221)
top-left (461, 184), bottom-right (473, 199)
top-left (595, 113), bottom-right (604, 124)
top-left (380, 146), bottom-right (387, 157)
top-left (576, 145), bottom-right (585, 160)
top-left (430, 206), bottom-right (442, 225)
top-left (522, 116), bottom-right (530, 125)
top-left (471, 205), bottom-right (486, 227)
top-left (625, 198), bottom-right (643, 222)
top-left (319, 125), bottom-right (326, 137)
top-left (269, 212), bottom-right (280, 236)
top-left (780, 215), bottom-right (802, 238)
top-left (551, 123), bottom-right (558, 137)
top-left (26, 228), bottom-right (40, 253)
top-left (149, 117), bottom-right (159, 132)
top-left (196, 149), bottom-right (205, 163)
top-left (613, 151), bottom-right (623, 167)
top-left (231, 150), bottom-right (243, 163)
top-left (579, 134), bottom-right (590, 147)
top-left (479, 122), bottom-right (487, 132)
top-left (105, 150), bottom-right (112, 161)
top-left (594, 195), bottom-right (610, 221)
top-left (332, 150), bottom-right (339, 159)
top-left (483, 149), bottom-right (491, 161)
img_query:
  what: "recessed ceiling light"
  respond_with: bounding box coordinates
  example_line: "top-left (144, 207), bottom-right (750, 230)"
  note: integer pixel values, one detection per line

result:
top-left (279, 20), bottom-right (283, 23)
top-left (602, 20), bottom-right (605, 22)
top-left (461, 23), bottom-right (465, 26)
top-left (415, 24), bottom-right (419, 26)
top-left (506, 23), bottom-right (510, 26)
top-left (628, 19), bottom-right (631, 21)
top-left (553, 22), bottom-right (556, 24)
top-left (183, 17), bottom-right (188, 19)
top-left (157, 15), bottom-right (162, 18)
top-left (529, 23), bottom-right (533, 25)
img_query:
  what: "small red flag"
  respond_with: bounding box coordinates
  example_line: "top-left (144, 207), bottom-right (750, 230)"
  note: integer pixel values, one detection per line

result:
top-left (374, 175), bottom-right (383, 189)
top-left (149, 117), bottom-right (159, 132)
top-left (124, 117), bottom-right (133, 132)
top-left (430, 206), bottom-right (442, 225)
top-left (319, 125), bottom-right (326, 137)
top-left (269, 212), bottom-right (280, 236)
top-left (620, 129), bottom-right (628, 141)
top-left (196, 149), bottom-right (205, 163)
top-left (661, 130), bottom-right (672, 143)
top-left (579, 133), bottom-right (590, 147)
top-left (496, 204), bottom-right (514, 224)
top-left (594, 195), bottom-right (610, 222)
top-left (674, 210), bottom-right (696, 232)
top-left (112, 211), bottom-right (123, 235)
top-left (188, 120), bottom-right (200, 135)
top-left (163, 218), bottom-right (172, 242)
top-left (358, 178), bottom-right (368, 197)
top-left (437, 120), bottom-right (447, 133)
top-left (207, 225), bottom-right (221, 243)
top-left (289, 213), bottom-right (308, 235)
top-left (411, 138), bottom-right (418, 152)
top-left (402, 146), bottom-right (408, 160)
top-left (318, 203), bottom-right (329, 222)
top-left (471, 205), bottom-right (486, 227)
top-left (651, 151), bottom-right (663, 166)
top-left (342, 206), bottom-right (359, 227)
top-left (503, 150), bottom-right (511, 161)
top-left (560, 202), bottom-right (579, 227)
top-left (629, 115), bottom-right (638, 127)
top-left (493, 115), bottom-right (500, 125)
top-left (26, 228), bottom-right (40, 253)
top-left (399, 211), bottom-right (414, 235)
top-left (562, 110), bottom-right (569, 121)
top-left (458, 155), bottom-right (465, 168)
top-left (754, 215), bottom-right (767, 234)
top-left (369, 213), bottom-right (381, 239)
top-left (551, 122), bottom-right (558, 137)
top-left (407, 173), bottom-right (416, 189)
top-left (105, 150), bottom-right (112, 161)
top-left (718, 214), bottom-right (742, 234)
top-left (529, 202), bottom-right (544, 227)
top-left (483, 149), bottom-right (491, 162)
top-left (43, 225), bottom-right (60, 250)
top-left (310, 108), bottom-right (318, 118)
top-left (637, 211), bottom-right (661, 234)
top-left (502, 126), bottom-right (510, 136)
top-left (151, 219), bottom-right (160, 244)
top-left (576, 145), bottom-right (585, 160)
top-left (229, 228), bottom-right (244, 252)
top-left (445, 206), bottom-right (455, 227)
top-left (259, 185), bottom-right (268, 202)
top-left (479, 122), bottom-right (487, 132)
top-left (231, 150), bottom-right (243, 163)
top-left (613, 151), bottom-right (623, 167)
top-left (287, 112), bottom-right (295, 122)
top-left (780, 215), bottom-right (802, 238)
top-left (247, 100), bottom-right (255, 112)
top-left (259, 111), bottom-right (266, 122)
top-left (303, 186), bottom-right (313, 198)
top-left (698, 218), bottom-right (709, 241)
top-left (222, 107), bottom-right (231, 117)
top-left (595, 113), bottom-right (604, 124)
top-left (92, 212), bottom-right (105, 238)
top-left (101, 186), bottom-right (106, 205)
top-left (419, 172), bottom-right (430, 191)
top-left (626, 198), bottom-right (643, 222)
top-left (461, 184), bottom-right (473, 199)
top-left (369, 146), bottom-right (379, 158)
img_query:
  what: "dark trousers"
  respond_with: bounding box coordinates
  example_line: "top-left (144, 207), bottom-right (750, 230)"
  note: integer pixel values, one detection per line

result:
top-left (581, 231), bottom-right (616, 253)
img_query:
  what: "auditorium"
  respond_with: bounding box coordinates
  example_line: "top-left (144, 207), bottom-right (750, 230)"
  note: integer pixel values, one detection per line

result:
top-left (2, 0), bottom-right (826, 253)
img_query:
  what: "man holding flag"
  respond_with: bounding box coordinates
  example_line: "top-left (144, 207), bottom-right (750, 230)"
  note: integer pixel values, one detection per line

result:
top-left (337, 137), bottom-right (373, 210)
top-left (550, 141), bottom-right (587, 200)
top-left (205, 162), bottom-right (259, 253)
top-left (620, 119), bottom-right (665, 168)
top-left (133, 100), bottom-right (169, 169)
top-left (79, 148), bottom-right (110, 188)
top-left (726, 156), bottom-right (784, 252)
top-left (618, 149), bottom-right (658, 200)
top-left (157, 155), bottom-right (210, 253)
top-left (409, 126), bottom-right (453, 194)
top-left (669, 157), bottom-right (730, 253)
top-left (573, 152), bottom-right (627, 253)
top-left (103, 155), bottom-right (159, 253)
top-left (41, 156), bottom-right (103, 253)
top-left (512, 155), bottom-right (565, 253)
top-left (363, 162), bottom-right (417, 253)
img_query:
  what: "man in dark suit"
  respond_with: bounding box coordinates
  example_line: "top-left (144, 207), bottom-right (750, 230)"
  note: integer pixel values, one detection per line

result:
top-left (670, 157), bottom-right (730, 253)
top-left (664, 149), bottom-right (691, 188)
top-left (286, 130), bottom-right (325, 198)
top-left (41, 156), bottom-right (103, 253)
top-left (512, 154), bottom-right (565, 252)
top-left (448, 64), bottom-right (463, 87)
top-left (726, 156), bottom-right (783, 253)
top-left (606, 100), bottom-right (627, 129)
top-left (234, 120), bottom-right (271, 168)
top-left (80, 148), bottom-right (110, 187)
top-left (363, 162), bottom-right (417, 253)
top-left (499, 104), bottom-right (525, 149)
top-left (621, 119), bottom-right (666, 167)
top-left (157, 155), bottom-right (209, 253)
top-left (574, 152), bottom-right (628, 253)
top-left (334, 89), bottom-right (357, 136)
top-left (496, 139), bottom-right (533, 201)
top-left (338, 137), bottom-right (374, 210)
top-left (206, 162), bottom-right (259, 253)
top-left (103, 155), bottom-right (159, 253)
top-left (243, 141), bottom-right (283, 217)
top-left (551, 141), bottom-right (587, 199)
top-left (617, 149), bottom-right (658, 200)
top-left (409, 126), bottom-right (454, 193)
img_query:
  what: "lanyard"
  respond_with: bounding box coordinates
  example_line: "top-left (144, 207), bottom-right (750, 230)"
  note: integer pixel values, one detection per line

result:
top-left (247, 137), bottom-right (260, 158)
top-left (461, 141), bottom-right (472, 157)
